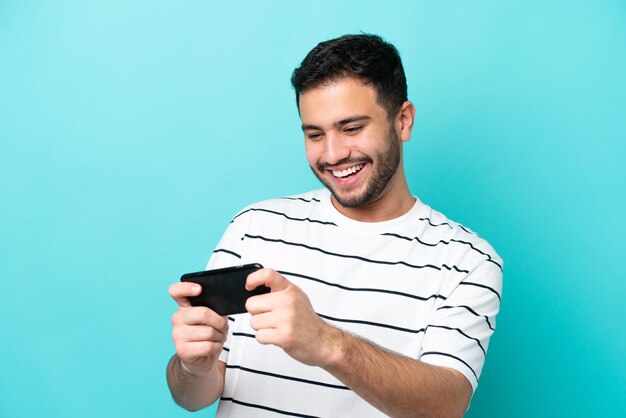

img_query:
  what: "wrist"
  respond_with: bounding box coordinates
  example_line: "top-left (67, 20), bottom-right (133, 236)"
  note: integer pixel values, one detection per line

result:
top-left (318, 324), bottom-right (349, 371)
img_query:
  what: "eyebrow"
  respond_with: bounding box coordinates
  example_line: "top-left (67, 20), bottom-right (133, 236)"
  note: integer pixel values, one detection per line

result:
top-left (301, 114), bottom-right (372, 131)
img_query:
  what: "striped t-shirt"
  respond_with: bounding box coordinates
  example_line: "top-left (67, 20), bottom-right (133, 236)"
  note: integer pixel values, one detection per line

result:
top-left (207, 189), bottom-right (503, 418)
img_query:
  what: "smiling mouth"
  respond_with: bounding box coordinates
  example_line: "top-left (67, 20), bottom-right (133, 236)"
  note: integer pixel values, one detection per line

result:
top-left (331, 163), bottom-right (364, 179)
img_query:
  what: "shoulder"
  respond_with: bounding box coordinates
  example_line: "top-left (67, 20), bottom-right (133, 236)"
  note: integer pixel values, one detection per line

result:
top-left (419, 203), bottom-right (504, 271)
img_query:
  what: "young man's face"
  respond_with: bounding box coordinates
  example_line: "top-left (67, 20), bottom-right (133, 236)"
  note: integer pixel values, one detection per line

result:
top-left (299, 77), bottom-right (404, 210)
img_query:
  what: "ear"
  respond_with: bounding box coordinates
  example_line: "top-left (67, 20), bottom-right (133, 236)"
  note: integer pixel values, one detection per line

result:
top-left (395, 101), bottom-right (416, 142)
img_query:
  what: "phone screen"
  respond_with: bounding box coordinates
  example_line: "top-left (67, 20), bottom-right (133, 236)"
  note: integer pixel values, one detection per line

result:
top-left (180, 263), bottom-right (268, 315)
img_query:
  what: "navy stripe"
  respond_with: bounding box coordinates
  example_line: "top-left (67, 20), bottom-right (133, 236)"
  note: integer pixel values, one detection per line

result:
top-left (419, 217), bottom-right (454, 229)
top-left (318, 313), bottom-right (426, 335)
top-left (419, 218), bottom-right (475, 235)
top-left (220, 397), bottom-right (320, 418)
top-left (380, 232), bottom-right (502, 270)
top-left (420, 351), bottom-right (478, 381)
top-left (245, 234), bottom-right (470, 274)
top-left (212, 248), bottom-right (241, 259)
top-left (226, 364), bottom-right (349, 390)
top-left (233, 332), bottom-right (256, 339)
top-left (227, 316), bottom-right (235, 322)
top-left (437, 305), bottom-right (494, 331)
top-left (222, 346), bottom-right (230, 352)
top-left (280, 196), bottom-right (321, 203)
top-left (232, 207), bottom-right (336, 226)
top-left (427, 325), bottom-right (486, 355)
top-left (279, 270), bottom-right (447, 303)
top-left (417, 218), bottom-right (476, 236)
top-left (459, 281), bottom-right (501, 301)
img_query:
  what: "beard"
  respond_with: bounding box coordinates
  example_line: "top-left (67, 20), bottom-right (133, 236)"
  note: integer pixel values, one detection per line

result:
top-left (310, 126), bottom-right (401, 209)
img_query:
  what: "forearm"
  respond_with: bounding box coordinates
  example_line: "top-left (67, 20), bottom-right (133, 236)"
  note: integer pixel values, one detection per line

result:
top-left (322, 327), bottom-right (471, 418)
top-left (166, 354), bottom-right (225, 412)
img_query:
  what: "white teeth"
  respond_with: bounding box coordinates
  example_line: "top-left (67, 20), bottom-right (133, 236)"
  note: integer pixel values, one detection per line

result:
top-left (332, 164), bottom-right (364, 178)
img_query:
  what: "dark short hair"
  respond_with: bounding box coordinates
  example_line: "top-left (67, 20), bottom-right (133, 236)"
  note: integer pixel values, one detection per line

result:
top-left (291, 34), bottom-right (407, 119)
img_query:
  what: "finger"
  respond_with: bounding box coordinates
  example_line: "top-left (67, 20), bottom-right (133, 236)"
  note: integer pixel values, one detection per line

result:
top-left (177, 340), bottom-right (224, 359)
top-left (176, 307), bottom-right (229, 331)
top-left (173, 324), bottom-right (228, 343)
top-left (248, 311), bottom-right (277, 331)
top-left (169, 282), bottom-right (202, 307)
top-left (246, 268), bottom-right (289, 292)
top-left (254, 328), bottom-right (280, 347)
top-left (245, 291), bottom-right (284, 315)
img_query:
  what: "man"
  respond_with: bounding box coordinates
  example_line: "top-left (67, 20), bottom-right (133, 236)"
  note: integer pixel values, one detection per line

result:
top-left (167, 34), bottom-right (502, 417)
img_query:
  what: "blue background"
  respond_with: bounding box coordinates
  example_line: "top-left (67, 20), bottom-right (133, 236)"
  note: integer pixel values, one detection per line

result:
top-left (1, 1), bottom-right (625, 417)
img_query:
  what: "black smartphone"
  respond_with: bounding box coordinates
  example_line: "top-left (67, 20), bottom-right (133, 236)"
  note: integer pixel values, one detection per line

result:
top-left (180, 263), bottom-right (269, 315)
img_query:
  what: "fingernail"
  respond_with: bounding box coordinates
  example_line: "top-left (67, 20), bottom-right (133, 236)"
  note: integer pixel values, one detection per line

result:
top-left (192, 284), bottom-right (201, 293)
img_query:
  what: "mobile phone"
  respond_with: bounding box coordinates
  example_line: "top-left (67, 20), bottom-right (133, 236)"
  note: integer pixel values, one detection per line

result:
top-left (180, 263), bottom-right (268, 315)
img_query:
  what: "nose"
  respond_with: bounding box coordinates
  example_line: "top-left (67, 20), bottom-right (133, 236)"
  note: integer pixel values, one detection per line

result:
top-left (323, 131), bottom-right (350, 165)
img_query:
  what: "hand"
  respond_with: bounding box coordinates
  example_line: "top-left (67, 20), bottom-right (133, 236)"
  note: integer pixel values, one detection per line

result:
top-left (169, 282), bottom-right (229, 377)
top-left (245, 268), bottom-right (338, 367)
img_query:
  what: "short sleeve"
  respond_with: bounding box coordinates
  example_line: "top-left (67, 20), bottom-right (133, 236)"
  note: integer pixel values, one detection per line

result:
top-left (419, 260), bottom-right (503, 392)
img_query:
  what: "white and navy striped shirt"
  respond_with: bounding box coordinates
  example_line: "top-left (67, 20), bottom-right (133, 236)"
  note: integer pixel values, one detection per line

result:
top-left (207, 189), bottom-right (503, 417)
